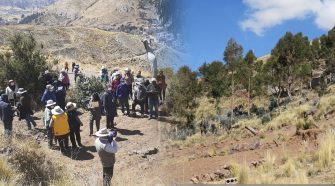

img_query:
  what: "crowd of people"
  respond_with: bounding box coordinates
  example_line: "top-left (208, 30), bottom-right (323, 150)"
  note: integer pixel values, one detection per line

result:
top-left (0, 63), bottom-right (167, 186)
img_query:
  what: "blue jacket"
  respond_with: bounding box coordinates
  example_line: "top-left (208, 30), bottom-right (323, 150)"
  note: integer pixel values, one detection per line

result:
top-left (0, 95), bottom-right (13, 124)
top-left (116, 83), bottom-right (129, 99)
top-left (67, 110), bottom-right (81, 132)
top-left (41, 90), bottom-right (56, 105)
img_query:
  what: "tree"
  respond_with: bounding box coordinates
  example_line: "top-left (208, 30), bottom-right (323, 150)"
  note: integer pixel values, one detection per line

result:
top-left (0, 33), bottom-right (48, 100)
top-left (166, 66), bottom-right (200, 127)
top-left (223, 38), bottom-right (243, 121)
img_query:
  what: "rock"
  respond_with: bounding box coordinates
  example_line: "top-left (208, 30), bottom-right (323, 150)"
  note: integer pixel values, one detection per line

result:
top-left (129, 147), bottom-right (159, 158)
top-left (261, 113), bottom-right (271, 124)
top-left (190, 176), bottom-right (199, 184)
top-left (249, 141), bottom-right (261, 150)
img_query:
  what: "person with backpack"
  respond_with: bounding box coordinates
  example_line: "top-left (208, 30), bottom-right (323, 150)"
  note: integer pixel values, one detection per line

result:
top-left (0, 94), bottom-right (14, 137)
top-left (44, 100), bottom-right (56, 149)
top-left (131, 82), bottom-right (147, 117)
top-left (94, 128), bottom-right (118, 186)
top-left (66, 102), bottom-right (83, 149)
top-left (5, 80), bottom-right (18, 106)
top-left (102, 87), bottom-right (117, 129)
top-left (41, 84), bottom-right (57, 106)
top-left (157, 70), bottom-right (167, 101)
top-left (100, 66), bottom-right (109, 83)
top-left (16, 88), bottom-right (37, 130)
top-left (50, 106), bottom-right (70, 154)
top-left (116, 79), bottom-right (130, 116)
top-left (146, 78), bottom-right (160, 120)
top-left (88, 93), bottom-right (102, 136)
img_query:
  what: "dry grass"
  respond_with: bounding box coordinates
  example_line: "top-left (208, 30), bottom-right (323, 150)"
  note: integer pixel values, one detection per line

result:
top-left (195, 97), bottom-right (217, 122)
top-left (314, 132), bottom-right (335, 170)
top-left (238, 161), bottom-right (249, 184)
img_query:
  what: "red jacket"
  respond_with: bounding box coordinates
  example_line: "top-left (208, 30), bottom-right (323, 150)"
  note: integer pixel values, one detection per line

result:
top-left (112, 79), bottom-right (120, 92)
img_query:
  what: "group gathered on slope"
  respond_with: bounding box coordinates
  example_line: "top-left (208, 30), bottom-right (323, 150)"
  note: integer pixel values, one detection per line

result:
top-left (0, 63), bottom-right (167, 186)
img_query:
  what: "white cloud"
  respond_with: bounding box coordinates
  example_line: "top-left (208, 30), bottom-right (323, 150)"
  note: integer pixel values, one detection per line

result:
top-left (240, 0), bottom-right (335, 36)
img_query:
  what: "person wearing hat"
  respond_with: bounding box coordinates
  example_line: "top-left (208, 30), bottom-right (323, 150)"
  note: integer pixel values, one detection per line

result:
top-left (102, 87), bottom-right (117, 129)
top-left (111, 72), bottom-right (121, 95)
top-left (41, 70), bottom-right (53, 88)
top-left (131, 82), bottom-right (147, 117)
top-left (0, 94), bottom-right (14, 137)
top-left (100, 66), bottom-right (109, 83)
top-left (88, 93), bottom-right (102, 136)
top-left (59, 69), bottom-right (70, 90)
top-left (124, 67), bottom-right (134, 98)
top-left (111, 68), bottom-right (119, 81)
top-left (5, 80), bottom-right (18, 106)
top-left (157, 70), bottom-right (167, 101)
top-left (94, 128), bottom-right (118, 186)
top-left (50, 106), bottom-right (70, 154)
top-left (146, 78), bottom-right (160, 119)
top-left (16, 88), bottom-right (37, 130)
top-left (66, 102), bottom-right (83, 149)
top-left (41, 84), bottom-right (57, 106)
top-left (44, 100), bottom-right (56, 149)
top-left (116, 78), bottom-right (130, 116)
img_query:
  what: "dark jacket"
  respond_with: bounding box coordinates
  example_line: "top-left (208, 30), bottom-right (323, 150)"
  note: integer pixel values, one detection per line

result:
top-left (41, 90), bottom-right (56, 105)
top-left (55, 87), bottom-right (66, 109)
top-left (116, 83), bottom-right (129, 99)
top-left (17, 94), bottom-right (33, 119)
top-left (67, 110), bottom-right (81, 132)
top-left (102, 91), bottom-right (117, 116)
top-left (89, 100), bottom-right (102, 120)
top-left (146, 83), bottom-right (159, 99)
top-left (0, 95), bottom-right (13, 124)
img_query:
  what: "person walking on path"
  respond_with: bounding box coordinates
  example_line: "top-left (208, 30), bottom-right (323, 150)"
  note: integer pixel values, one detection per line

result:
top-left (111, 72), bottom-right (121, 95)
top-left (116, 79), bottom-right (130, 116)
top-left (131, 82), bottom-right (146, 117)
top-left (50, 106), bottom-right (70, 154)
top-left (72, 62), bottom-right (76, 72)
top-left (64, 62), bottom-right (69, 73)
top-left (0, 94), bottom-right (14, 137)
top-left (146, 78), bottom-right (160, 120)
top-left (59, 69), bottom-right (70, 90)
top-left (73, 64), bottom-right (80, 82)
top-left (16, 88), bottom-right (37, 130)
top-left (41, 84), bottom-right (56, 106)
top-left (41, 70), bottom-right (54, 88)
top-left (94, 128), bottom-right (118, 186)
top-left (102, 88), bottom-right (117, 129)
top-left (88, 93), bottom-right (102, 136)
top-left (5, 80), bottom-right (18, 106)
top-left (44, 100), bottom-right (56, 149)
top-left (55, 86), bottom-right (66, 110)
top-left (143, 79), bottom-right (150, 115)
top-left (66, 102), bottom-right (83, 149)
top-left (157, 70), bottom-right (167, 102)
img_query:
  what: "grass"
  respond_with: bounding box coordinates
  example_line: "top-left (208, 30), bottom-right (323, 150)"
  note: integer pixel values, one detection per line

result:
top-left (314, 132), bottom-right (335, 169)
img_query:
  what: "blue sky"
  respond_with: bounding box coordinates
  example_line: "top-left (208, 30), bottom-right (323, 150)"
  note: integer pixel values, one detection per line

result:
top-left (181, 0), bottom-right (335, 70)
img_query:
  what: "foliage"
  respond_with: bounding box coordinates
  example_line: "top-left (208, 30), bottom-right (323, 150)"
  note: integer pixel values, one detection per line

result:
top-left (0, 33), bottom-right (48, 99)
top-left (166, 66), bottom-right (200, 126)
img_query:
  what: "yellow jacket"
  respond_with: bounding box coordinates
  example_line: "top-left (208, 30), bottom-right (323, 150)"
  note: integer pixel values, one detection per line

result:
top-left (52, 113), bottom-right (70, 137)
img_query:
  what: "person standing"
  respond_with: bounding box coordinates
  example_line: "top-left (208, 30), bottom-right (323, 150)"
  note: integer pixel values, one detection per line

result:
top-left (72, 62), bottom-right (76, 72)
top-left (64, 62), bottom-right (69, 73)
top-left (157, 70), bottom-right (167, 101)
top-left (116, 79), bottom-right (130, 116)
top-left (89, 93), bottom-right (102, 136)
top-left (102, 88), bottom-right (117, 129)
top-left (59, 69), bottom-right (70, 90)
top-left (111, 73), bottom-right (121, 95)
top-left (143, 79), bottom-right (150, 115)
top-left (146, 78), bottom-right (160, 120)
top-left (50, 106), bottom-right (70, 154)
top-left (0, 94), bottom-right (14, 137)
top-left (5, 80), bottom-right (18, 106)
top-left (74, 64), bottom-right (80, 82)
top-left (55, 86), bottom-right (66, 110)
top-left (66, 102), bottom-right (83, 149)
top-left (131, 82), bottom-right (146, 117)
top-left (124, 68), bottom-right (134, 99)
top-left (16, 88), bottom-right (36, 130)
top-left (44, 100), bottom-right (56, 149)
top-left (41, 70), bottom-right (54, 87)
top-left (41, 84), bottom-right (56, 106)
top-left (95, 128), bottom-right (118, 186)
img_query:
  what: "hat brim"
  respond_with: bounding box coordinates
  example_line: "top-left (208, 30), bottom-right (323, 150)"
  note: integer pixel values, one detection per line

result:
top-left (17, 90), bottom-right (27, 94)
top-left (46, 102), bottom-right (56, 107)
top-left (51, 110), bottom-right (64, 115)
top-left (66, 103), bottom-right (77, 110)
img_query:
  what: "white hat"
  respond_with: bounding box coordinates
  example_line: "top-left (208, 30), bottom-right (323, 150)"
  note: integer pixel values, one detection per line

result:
top-left (17, 88), bottom-right (27, 94)
top-left (151, 78), bottom-right (157, 82)
top-left (46, 100), bottom-right (56, 107)
top-left (115, 71), bottom-right (121, 75)
top-left (60, 69), bottom-right (66, 73)
top-left (65, 102), bottom-right (77, 111)
top-left (95, 128), bottom-right (110, 137)
top-left (51, 106), bottom-right (64, 115)
top-left (124, 67), bottom-right (130, 72)
top-left (101, 66), bottom-right (105, 69)
top-left (45, 70), bottom-right (49, 74)
top-left (46, 84), bottom-right (54, 91)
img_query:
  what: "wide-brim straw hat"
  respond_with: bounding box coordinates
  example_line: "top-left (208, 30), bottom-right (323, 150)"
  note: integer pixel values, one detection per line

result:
top-left (65, 102), bottom-right (77, 111)
top-left (150, 78), bottom-right (157, 83)
top-left (95, 128), bottom-right (110, 137)
top-left (46, 100), bottom-right (56, 107)
top-left (51, 106), bottom-right (64, 115)
top-left (17, 88), bottom-right (27, 94)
